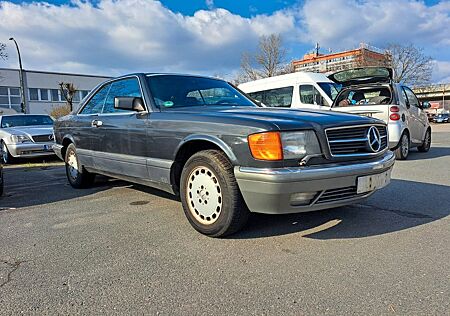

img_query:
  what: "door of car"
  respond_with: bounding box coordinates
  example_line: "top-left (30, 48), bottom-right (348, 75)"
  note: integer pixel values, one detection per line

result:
top-left (94, 76), bottom-right (149, 178)
top-left (402, 86), bottom-right (427, 144)
top-left (75, 83), bottom-right (111, 167)
top-left (298, 84), bottom-right (330, 110)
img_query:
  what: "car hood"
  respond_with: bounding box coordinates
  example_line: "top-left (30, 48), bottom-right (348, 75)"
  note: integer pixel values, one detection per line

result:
top-left (2, 125), bottom-right (53, 137)
top-left (165, 106), bottom-right (383, 131)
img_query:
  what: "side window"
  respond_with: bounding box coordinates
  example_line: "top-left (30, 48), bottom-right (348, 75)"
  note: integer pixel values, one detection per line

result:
top-left (299, 85), bottom-right (323, 105)
top-left (403, 87), bottom-right (420, 108)
top-left (248, 91), bottom-right (264, 103)
top-left (80, 83), bottom-right (111, 115)
top-left (256, 87), bottom-right (293, 107)
top-left (102, 78), bottom-right (142, 113)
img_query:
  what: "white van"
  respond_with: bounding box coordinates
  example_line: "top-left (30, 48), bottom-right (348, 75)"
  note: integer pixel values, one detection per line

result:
top-left (238, 72), bottom-right (340, 111)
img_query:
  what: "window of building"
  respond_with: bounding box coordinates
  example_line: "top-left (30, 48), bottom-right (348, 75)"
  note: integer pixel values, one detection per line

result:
top-left (51, 89), bottom-right (60, 102)
top-left (29, 88), bottom-right (39, 101)
top-left (81, 90), bottom-right (89, 99)
top-left (0, 86), bottom-right (22, 112)
top-left (40, 89), bottom-right (49, 101)
top-left (73, 91), bottom-right (81, 103)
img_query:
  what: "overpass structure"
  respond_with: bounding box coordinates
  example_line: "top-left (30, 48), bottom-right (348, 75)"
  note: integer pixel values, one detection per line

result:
top-left (413, 83), bottom-right (450, 104)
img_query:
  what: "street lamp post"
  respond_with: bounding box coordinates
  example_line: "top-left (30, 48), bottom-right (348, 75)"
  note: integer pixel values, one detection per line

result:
top-left (9, 37), bottom-right (26, 114)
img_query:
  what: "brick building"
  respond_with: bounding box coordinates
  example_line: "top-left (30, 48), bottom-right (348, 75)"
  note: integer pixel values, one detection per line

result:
top-left (293, 43), bottom-right (389, 74)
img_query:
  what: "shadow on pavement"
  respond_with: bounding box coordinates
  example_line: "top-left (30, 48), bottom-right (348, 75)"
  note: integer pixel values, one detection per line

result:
top-left (406, 147), bottom-right (450, 161)
top-left (0, 165), bottom-right (124, 209)
top-left (231, 179), bottom-right (450, 240)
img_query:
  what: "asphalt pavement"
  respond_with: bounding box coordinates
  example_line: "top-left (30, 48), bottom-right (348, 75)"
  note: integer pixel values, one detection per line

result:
top-left (1, 124), bottom-right (449, 315)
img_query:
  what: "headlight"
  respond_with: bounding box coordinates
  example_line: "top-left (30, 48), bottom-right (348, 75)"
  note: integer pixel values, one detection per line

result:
top-left (281, 131), bottom-right (321, 159)
top-left (10, 135), bottom-right (32, 143)
top-left (248, 130), bottom-right (321, 161)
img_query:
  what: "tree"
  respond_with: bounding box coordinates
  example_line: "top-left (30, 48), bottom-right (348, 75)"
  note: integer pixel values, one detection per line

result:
top-left (237, 34), bottom-right (292, 84)
top-left (385, 43), bottom-right (433, 87)
top-left (0, 43), bottom-right (7, 60)
top-left (59, 82), bottom-right (77, 111)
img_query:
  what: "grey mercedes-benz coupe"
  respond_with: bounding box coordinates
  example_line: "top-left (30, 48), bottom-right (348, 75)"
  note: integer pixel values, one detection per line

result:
top-left (53, 73), bottom-right (394, 237)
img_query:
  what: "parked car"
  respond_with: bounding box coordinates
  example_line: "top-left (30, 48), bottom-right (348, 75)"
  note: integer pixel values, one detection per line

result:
top-left (433, 113), bottom-right (449, 123)
top-left (0, 114), bottom-right (56, 164)
top-left (238, 72), bottom-right (341, 111)
top-left (53, 73), bottom-right (395, 237)
top-left (328, 67), bottom-right (431, 160)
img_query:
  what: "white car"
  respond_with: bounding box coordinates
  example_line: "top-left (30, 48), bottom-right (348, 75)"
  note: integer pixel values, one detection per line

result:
top-left (0, 114), bottom-right (55, 164)
top-left (238, 72), bottom-right (340, 111)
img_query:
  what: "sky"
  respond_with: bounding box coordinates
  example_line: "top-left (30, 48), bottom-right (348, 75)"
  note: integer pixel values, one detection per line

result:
top-left (1, 0), bottom-right (449, 83)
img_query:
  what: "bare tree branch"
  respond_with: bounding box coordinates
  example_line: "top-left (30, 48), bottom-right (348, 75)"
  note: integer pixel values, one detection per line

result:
top-left (385, 43), bottom-right (433, 87)
top-left (59, 82), bottom-right (77, 111)
top-left (236, 34), bottom-right (292, 84)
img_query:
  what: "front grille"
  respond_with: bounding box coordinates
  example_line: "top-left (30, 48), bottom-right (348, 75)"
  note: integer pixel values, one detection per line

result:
top-left (32, 134), bottom-right (54, 143)
top-left (326, 125), bottom-right (387, 157)
top-left (316, 186), bottom-right (364, 204)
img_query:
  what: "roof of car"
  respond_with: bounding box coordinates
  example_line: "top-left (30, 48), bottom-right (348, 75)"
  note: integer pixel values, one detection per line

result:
top-left (238, 72), bottom-right (332, 90)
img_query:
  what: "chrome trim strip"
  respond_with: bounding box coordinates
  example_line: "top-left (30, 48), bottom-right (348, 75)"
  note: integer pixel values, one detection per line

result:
top-left (236, 150), bottom-right (395, 182)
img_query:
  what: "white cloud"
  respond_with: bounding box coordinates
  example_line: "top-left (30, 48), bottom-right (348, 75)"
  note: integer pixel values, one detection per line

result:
top-left (0, 0), bottom-right (449, 82)
top-left (0, 0), bottom-right (295, 76)
top-left (433, 60), bottom-right (450, 83)
top-left (299, 0), bottom-right (450, 51)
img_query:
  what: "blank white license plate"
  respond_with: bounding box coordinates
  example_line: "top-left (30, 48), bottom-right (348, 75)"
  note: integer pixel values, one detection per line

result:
top-left (357, 170), bottom-right (391, 194)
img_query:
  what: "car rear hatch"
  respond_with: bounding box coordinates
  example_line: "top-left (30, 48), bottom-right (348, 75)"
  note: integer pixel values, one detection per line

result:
top-left (329, 67), bottom-right (393, 122)
top-left (328, 67), bottom-right (393, 87)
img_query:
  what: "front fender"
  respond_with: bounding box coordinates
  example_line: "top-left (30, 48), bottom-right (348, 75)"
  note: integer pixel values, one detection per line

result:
top-left (176, 134), bottom-right (238, 164)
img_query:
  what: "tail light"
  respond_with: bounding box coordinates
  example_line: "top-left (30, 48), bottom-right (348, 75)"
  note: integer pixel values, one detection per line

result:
top-left (390, 106), bottom-right (399, 112)
top-left (390, 106), bottom-right (400, 120)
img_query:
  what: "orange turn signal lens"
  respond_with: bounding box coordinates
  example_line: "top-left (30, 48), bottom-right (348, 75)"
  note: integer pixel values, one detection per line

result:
top-left (248, 131), bottom-right (283, 161)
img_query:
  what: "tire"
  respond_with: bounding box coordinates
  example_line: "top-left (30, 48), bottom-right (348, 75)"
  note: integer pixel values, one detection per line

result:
top-left (417, 129), bottom-right (431, 152)
top-left (394, 132), bottom-right (410, 160)
top-left (180, 150), bottom-right (249, 237)
top-left (65, 143), bottom-right (95, 188)
top-left (1, 141), bottom-right (14, 164)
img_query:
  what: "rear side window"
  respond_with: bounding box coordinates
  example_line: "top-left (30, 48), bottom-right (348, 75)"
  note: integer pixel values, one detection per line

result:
top-left (299, 85), bottom-right (324, 105)
top-left (102, 78), bottom-right (142, 113)
top-left (248, 87), bottom-right (293, 107)
top-left (80, 84), bottom-right (111, 114)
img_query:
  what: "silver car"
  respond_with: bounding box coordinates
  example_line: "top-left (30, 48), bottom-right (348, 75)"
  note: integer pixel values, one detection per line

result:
top-left (330, 67), bottom-right (431, 160)
top-left (0, 114), bottom-right (55, 164)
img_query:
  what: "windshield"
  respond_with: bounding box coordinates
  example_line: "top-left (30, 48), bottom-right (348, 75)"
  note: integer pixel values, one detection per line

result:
top-left (318, 82), bottom-right (341, 101)
top-left (147, 75), bottom-right (256, 109)
top-left (1, 115), bottom-right (54, 128)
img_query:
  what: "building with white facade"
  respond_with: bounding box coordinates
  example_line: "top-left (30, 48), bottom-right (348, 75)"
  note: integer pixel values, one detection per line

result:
top-left (0, 68), bottom-right (111, 114)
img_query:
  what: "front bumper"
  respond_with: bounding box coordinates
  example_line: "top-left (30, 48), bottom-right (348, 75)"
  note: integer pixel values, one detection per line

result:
top-left (53, 144), bottom-right (64, 161)
top-left (7, 142), bottom-right (56, 158)
top-left (234, 150), bottom-right (395, 214)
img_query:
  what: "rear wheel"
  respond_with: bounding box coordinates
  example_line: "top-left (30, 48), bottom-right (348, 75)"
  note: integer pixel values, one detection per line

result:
top-left (1, 141), bottom-right (14, 164)
top-left (395, 132), bottom-right (410, 160)
top-left (65, 143), bottom-right (95, 188)
top-left (418, 129), bottom-right (431, 152)
top-left (180, 150), bottom-right (249, 237)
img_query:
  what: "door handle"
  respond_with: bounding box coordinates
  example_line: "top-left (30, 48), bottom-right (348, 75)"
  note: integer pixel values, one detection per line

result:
top-left (91, 119), bottom-right (103, 127)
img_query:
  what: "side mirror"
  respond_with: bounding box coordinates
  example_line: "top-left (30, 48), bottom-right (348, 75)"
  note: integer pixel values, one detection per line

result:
top-left (114, 96), bottom-right (145, 112)
top-left (421, 101), bottom-right (431, 109)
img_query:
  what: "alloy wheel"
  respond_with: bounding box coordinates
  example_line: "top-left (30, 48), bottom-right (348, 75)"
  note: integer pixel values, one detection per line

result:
top-left (186, 165), bottom-right (223, 225)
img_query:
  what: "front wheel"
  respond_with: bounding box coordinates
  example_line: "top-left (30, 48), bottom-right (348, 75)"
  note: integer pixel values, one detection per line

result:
top-left (394, 133), bottom-right (410, 160)
top-left (65, 143), bottom-right (95, 188)
top-left (417, 129), bottom-right (431, 152)
top-left (1, 141), bottom-right (14, 164)
top-left (180, 150), bottom-right (249, 237)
